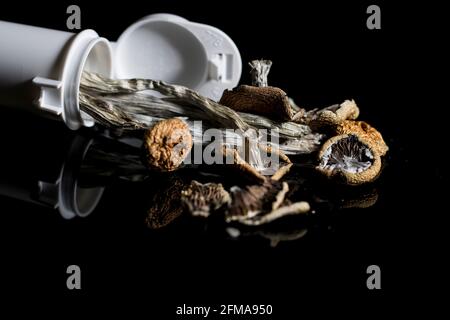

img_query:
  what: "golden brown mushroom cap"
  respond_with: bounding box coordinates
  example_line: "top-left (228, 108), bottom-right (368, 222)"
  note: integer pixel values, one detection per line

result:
top-left (142, 118), bottom-right (193, 172)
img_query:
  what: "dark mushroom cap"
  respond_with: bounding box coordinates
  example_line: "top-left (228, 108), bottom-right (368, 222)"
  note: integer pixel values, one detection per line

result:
top-left (181, 180), bottom-right (231, 217)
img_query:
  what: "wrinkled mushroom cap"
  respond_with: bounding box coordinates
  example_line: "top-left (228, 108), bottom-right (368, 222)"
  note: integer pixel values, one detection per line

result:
top-left (181, 180), bottom-right (231, 217)
top-left (146, 176), bottom-right (185, 229)
top-left (142, 118), bottom-right (193, 172)
top-left (336, 120), bottom-right (388, 156)
top-left (220, 85), bottom-right (294, 121)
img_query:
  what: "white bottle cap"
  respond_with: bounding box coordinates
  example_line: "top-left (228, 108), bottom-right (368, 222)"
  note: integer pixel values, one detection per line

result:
top-left (114, 14), bottom-right (242, 101)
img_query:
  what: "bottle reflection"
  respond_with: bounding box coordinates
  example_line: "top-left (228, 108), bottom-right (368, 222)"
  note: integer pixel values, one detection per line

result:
top-left (0, 113), bottom-right (104, 219)
top-left (56, 134), bottom-right (105, 219)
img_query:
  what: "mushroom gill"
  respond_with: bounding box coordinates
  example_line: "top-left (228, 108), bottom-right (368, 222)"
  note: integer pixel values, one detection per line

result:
top-left (319, 135), bottom-right (373, 173)
top-left (317, 134), bottom-right (382, 185)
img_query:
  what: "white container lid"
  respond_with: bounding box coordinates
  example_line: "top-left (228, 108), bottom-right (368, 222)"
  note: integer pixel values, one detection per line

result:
top-left (113, 14), bottom-right (242, 101)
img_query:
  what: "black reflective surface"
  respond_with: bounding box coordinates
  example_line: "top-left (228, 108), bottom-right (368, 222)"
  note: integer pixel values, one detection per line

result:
top-left (0, 0), bottom-right (443, 316)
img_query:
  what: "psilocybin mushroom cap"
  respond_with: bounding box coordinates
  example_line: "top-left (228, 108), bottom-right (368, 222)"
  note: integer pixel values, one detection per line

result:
top-left (316, 134), bottom-right (382, 185)
top-left (142, 118), bottom-right (193, 172)
top-left (336, 120), bottom-right (388, 156)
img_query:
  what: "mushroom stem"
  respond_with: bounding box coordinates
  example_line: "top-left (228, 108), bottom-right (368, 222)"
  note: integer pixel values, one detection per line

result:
top-left (249, 59), bottom-right (273, 87)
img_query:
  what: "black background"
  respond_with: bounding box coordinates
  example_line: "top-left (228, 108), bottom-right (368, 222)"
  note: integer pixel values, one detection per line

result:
top-left (0, 0), bottom-right (445, 316)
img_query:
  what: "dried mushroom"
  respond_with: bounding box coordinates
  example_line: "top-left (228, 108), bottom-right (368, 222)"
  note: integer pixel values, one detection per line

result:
top-left (181, 180), bottom-right (231, 217)
top-left (226, 180), bottom-right (310, 225)
top-left (142, 118), bottom-right (193, 172)
top-left (219, 59), bottom-right (293, 121)
top-left (335, 120), bottom-right (388, 156)
top-left (302, 98), bottom-right (388, 185)
top-left (181, 179), bottom-right (310, 227)
top-left (249, 59), bottom-right (272, 87)
top-left (220, 145), bottom-right (267, 184)
top-left (220, 144), bottom-right (293, 184)
top-left (305, 99), bottom-right (360, 131)
top-left (237, 202), bottom-right (310, 226)
top-left (317, 134), bottom-right (382, 185)
top-left (220, 85), bottom-right (294, 121)
top-left (145, 176), bottom-right (185, 229)
top-left (226, 180), bottom-right (289, 220)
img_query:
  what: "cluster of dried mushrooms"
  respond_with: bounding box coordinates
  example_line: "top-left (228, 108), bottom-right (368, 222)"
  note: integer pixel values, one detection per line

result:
top-left (80, 59), bottom-right (388, 241)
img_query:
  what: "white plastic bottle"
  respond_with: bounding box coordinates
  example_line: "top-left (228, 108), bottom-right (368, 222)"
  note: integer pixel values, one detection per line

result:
top-left (0, 14), bottom-right (242, 130)
top-left (0, 21), bottom-right (113, 129)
